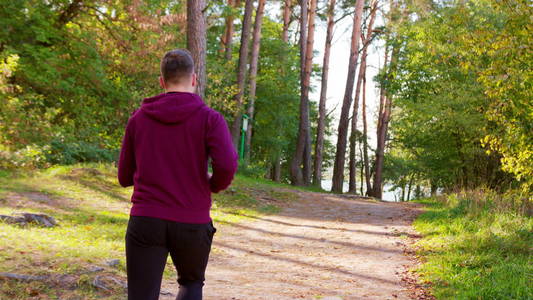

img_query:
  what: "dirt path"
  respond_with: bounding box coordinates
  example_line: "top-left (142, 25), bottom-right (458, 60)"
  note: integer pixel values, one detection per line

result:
top-left (162, 191), bottom-right (424, 300)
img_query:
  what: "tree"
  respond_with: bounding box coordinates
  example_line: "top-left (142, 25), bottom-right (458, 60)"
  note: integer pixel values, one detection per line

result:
top-left (349, 0), bottom-right (378, 193)
top-left (221, 0), bottom-right (240, 60)
top-left (289, 0), bottom-right (309, 185)
top-left (187, 0), bottom-right (207, 98)
top-left (282, 0), bottom-right (292, 43)
top-left (371, 0), bottom-right (402, 198)
top-left (361, 69), bottom-right (371, 195)
top-left (313, 0), bottom-right (336, 187)
top-left (331, 0), bottom-right (365, 193)
top-left (230, 0), bottom-right (255, 148)
top-left (244, 0), bottom-right (266, 163)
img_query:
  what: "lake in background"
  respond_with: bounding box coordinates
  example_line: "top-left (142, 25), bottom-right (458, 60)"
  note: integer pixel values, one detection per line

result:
top-left (320, 180), bottom-right (409, 202)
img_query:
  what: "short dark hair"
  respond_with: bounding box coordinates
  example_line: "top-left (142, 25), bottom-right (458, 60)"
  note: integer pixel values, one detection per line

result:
top-left (160, 49), bottom-right (194, 84)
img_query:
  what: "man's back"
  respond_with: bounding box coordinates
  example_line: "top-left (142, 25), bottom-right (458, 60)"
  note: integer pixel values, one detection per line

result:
top-left (118, 91), bottom-right (238, 224)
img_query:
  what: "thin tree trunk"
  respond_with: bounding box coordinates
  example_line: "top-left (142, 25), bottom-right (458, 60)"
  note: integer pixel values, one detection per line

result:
top-left (313, 0), bottom-right (336, 187)
top-left (302, 0), bottom-right (317, 185)
top-left (372, 53), bottom-right (396, 198)
top-left (244, 0), bottom-right (266, 164)
top-left (362, 71), bottom-right (372, 195)
top-left (349, 0), bottom-right (378, 193)
top-left (221, 0), bottom-right (235, 59)
top-left (271, 156), bottom-right (281, 182)
top-left (282, 0), bottom-right (292, 42)
top-left (230, 0), bottom-right (255, 148)
top-left (359, 145), bottom-right (364, 195)
top-left (407, 174), bottom-right (414, 201)
top-left (187, 0), bottom-right (207, 98)
top-left (401, 182), bottom-right (406, 201)
top-left (289, 0), bottom-right (308, 185)
top-left (331, 0), bottom-right (365, 193)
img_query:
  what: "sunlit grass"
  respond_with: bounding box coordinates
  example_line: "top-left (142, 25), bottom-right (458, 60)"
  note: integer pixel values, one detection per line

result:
top-left (413, 194), bottom-right (532, 299)
top-left (0, 163), bottom-right (299, 299)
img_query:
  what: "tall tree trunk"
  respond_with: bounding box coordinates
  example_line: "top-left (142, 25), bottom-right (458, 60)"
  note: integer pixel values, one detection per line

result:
top-left (313, 0), bottom-right (336, 187)
top-left (221, 0), bottom-right (240, 60)
top-left (230, 0), bottom-right (255, 148)
top-left (271, 156), bottom-right (281, 182)
top-left (282, 0), bottom-right (292, 43)
top-left (302, 0), bottom-right (317, 185)
top-left (330, 0), bottom-right (365, 193)
top-left (348, 0), bottom-right (378, 193)
top-left (289, 0), bottom-right (308, 185)
top-left (362, 71), bottom-right (372, 195)
top-left (244, 0), bottom-right (266, 164)
top-left (187, 0), bottom-right (207, 98)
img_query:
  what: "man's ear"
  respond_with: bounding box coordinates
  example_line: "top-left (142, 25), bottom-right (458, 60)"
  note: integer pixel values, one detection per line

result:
top-left (191, 73), bottom-right (197, 87)
top-left (159, 76), bottom-right (165, 90)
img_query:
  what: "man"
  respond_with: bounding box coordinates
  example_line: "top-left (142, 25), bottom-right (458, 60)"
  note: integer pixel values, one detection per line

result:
top-left (118, 49), bottom-right (238, 300)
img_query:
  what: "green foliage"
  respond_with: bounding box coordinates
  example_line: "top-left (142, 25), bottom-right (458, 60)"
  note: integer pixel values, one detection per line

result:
top-left (458, 1), bottom-right (533, 189)
top-left (414, 191), bottom-right (532, 299)
top-left (386, 0), bottom-right (528, 192)
top-left (0, 1), bottom-right (331, 182)
top-left (0, 0), bottom-right (185, 165)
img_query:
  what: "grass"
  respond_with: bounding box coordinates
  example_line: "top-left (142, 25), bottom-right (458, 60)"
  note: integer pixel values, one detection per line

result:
top-left (0, 163), bottom-right (302, 299)
top-left (413, 191), bottom-right (532, 299)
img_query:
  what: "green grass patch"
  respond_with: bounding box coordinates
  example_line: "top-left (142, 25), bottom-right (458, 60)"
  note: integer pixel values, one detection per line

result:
top-left (0, 163), bottom-right (300, 299)
top-left (413, 191), bottom-right (532, 299)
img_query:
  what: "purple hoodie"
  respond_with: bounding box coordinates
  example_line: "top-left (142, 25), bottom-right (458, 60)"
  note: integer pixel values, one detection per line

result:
top-left (118, 92), bottom-right (238, 224)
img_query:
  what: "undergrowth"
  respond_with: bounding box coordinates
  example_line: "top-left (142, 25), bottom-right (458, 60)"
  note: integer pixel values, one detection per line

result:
top-left (414, 189), bottom-right (532, 299)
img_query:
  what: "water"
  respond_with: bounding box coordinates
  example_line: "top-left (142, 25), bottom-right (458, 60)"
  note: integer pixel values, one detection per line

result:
top-left (320, 179), bottom-right (404, 202)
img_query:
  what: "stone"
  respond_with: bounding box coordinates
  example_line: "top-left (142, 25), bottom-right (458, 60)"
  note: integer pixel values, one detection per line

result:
top-left (105, 259), bottom-right (120, 267)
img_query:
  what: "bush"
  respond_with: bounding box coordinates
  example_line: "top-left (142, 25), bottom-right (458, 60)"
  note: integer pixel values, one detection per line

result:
top-left (45, 139), bottom-right (117, 165)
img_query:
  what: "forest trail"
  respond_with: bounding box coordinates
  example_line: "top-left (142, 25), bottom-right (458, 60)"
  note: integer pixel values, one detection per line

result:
top-left (162, 191), bottom-right (425, 300)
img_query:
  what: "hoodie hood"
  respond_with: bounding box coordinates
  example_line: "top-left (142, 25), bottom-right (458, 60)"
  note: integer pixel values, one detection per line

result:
top-left (140, 92), bottom-right (205, 124)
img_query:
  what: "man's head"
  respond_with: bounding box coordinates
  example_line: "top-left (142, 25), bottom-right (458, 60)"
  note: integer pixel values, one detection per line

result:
top-left (159, 49), bottom-right (196, 93)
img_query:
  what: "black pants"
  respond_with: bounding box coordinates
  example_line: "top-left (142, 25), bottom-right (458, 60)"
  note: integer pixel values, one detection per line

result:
top-left (125, 216), bottom-right (216, 300)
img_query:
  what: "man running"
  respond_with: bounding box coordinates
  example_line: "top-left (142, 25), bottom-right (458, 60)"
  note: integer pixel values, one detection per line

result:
top-left (118, 49), bottom-right (238, 300)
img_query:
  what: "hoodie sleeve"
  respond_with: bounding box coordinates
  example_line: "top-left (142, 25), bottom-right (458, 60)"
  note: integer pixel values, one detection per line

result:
top-left (207, 111), bottom-right (238, 193)
top-left (118, 116), bottom-right (136, 187)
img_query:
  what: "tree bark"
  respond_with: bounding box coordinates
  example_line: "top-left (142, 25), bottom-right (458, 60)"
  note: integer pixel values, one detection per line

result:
top-left (407, 174), bottom-right (414, 201)
top-left (362, 71), bottom-right (372, 195)
top-left (282, 0), bottom-right (292, 43)
top-left (359, 145), bottom-right (364, 195)
top-left (187, 0), bottom-right (207, 98)
top-left (221, 0), bottom-right (238, 60)
top-left (330, 0), bottom-right (365, 193)
top-left (348, 0), bottom-right (378, 193)
top-left (230, 0), bottom-right (255, 148)
top-left (244, 0), bottom-right (266, 163)
top-left (271, 156), bottom-right (281, 182)
top-left (289, 0), bottom-right (309, 185)
top-left (313, 0), bottom-right (336, 187)
top-left (302, 0), bottom-right (317, 185)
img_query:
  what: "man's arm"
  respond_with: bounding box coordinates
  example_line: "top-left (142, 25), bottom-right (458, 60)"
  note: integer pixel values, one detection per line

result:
top-left (118, 117), bottom-right (136, 187)
top-left (207, 112), bottom-right (238, 193)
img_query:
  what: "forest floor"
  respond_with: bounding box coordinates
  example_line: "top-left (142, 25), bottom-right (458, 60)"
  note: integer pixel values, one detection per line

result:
top-left (0, 164), bottom-right (430, 299)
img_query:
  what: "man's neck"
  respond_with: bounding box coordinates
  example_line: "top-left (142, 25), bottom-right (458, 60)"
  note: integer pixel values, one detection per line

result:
top-left (165, 87), bottom-right (194, 94)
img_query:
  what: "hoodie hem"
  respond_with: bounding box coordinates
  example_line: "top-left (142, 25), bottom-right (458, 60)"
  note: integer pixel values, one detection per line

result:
top-left (130, 203), bottom-right (211, 224)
